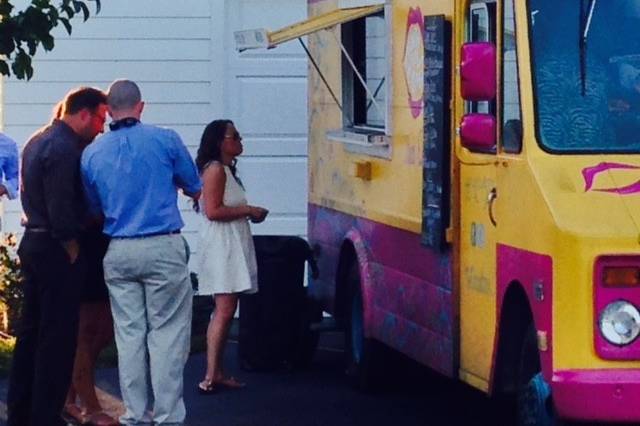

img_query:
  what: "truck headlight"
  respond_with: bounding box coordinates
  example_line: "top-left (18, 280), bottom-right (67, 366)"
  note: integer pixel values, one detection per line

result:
top-left (599, 300), bottom-right (640, 346)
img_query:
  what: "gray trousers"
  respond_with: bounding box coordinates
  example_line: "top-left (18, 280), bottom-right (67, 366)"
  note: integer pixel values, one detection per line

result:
top-left (103, 234), bottom-right (192, 426)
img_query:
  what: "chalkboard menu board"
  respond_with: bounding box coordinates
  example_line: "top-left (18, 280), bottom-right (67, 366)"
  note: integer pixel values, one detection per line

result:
top-left (421, 15), bottom-right (451, 250)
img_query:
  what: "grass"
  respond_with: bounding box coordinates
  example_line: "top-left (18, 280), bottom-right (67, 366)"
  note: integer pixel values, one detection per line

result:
top-left (0, 337), bottom-right (15, 379)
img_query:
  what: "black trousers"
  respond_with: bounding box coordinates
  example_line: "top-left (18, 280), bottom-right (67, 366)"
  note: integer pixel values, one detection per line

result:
top-left (7, 232), bottom-right (85, 426)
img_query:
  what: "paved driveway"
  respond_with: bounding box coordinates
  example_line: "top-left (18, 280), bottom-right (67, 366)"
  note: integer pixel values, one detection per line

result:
top-left (0, 332), bottom-right (500, 426)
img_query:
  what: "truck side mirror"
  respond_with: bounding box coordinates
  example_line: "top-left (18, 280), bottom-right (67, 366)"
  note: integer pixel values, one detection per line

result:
top-left (460, 113), bottom-right (496, 151)
top-left (460, 42), bottom-right (496, 101)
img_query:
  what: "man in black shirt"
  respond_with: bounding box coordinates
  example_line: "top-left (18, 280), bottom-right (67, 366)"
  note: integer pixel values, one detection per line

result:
top-left (7, 87), bottom-right (107, 426)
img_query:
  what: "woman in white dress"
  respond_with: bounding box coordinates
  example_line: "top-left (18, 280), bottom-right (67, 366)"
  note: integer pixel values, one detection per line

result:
top-left (195, 119), bottom-right (268, 393)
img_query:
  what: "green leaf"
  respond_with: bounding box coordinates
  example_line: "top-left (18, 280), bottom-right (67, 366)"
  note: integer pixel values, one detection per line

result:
top-left (11, 49), bottom-right (33, 81)
top-left (0, 61), bottom-right (10, 77)
top-left (11, 55), bottom-right (25, 80)
top-left (0, 2), bottom-right (13, 16)
top-left (59, 17), bottom-right (72, 35)
top-left (0, 26), bottom-right (15, 55)
top-left (26, 39), bottom-right (36, 55)
top-left (70, 1), bottom-right (90, 20)
top-left (31, 0), bottom-right (48, 9)
top-left (0, 0), bottom-right (100, 80)
top-left (61, 4), bottom-right (74, 18)
top-left (23, 7), bottom-right (52, 39)
top-left (41, 34), bottom-right (53, 51)
top-left (79, 2), bottom-right (89, 21)
top-left (47, 6), bottom-right (58, 22)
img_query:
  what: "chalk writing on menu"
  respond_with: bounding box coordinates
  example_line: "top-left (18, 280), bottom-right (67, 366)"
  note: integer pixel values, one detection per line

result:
top-left (421, 15), bottom-right (451, 250)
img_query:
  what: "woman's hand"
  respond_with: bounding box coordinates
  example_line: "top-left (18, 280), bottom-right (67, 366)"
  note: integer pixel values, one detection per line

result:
top-left (247, 206), bottom-right (269, 223)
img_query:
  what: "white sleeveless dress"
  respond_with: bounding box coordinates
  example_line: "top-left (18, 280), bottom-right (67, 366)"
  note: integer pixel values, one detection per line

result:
top-left (195, 163), bottom-right (258, 295)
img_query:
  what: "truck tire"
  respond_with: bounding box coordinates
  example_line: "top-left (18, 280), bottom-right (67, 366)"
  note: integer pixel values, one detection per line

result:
top-left (344, 262), bottom-right (384, 391)
top-left (516, 325), bottom-right (559, 426)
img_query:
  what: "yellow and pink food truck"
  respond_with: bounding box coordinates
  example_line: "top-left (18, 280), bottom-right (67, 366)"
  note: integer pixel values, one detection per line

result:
top-left (236, 0), bottom-right (640, 423)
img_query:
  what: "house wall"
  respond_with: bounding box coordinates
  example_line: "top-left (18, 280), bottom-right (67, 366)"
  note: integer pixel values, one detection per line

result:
top-left (0, 0), bottom-right (308, 260)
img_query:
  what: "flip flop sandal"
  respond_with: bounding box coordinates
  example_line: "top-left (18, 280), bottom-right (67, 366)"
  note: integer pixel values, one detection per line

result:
top-left (61, 405), bottom-right (86, 425)
top-left (197, 380), bottom-right (217, 395)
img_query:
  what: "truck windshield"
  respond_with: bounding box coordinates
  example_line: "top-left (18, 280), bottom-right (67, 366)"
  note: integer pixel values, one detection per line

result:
top-left (529, 0), bottom-right (640, 152)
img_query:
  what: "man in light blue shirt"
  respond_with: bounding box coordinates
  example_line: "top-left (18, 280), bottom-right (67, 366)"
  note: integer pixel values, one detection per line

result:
top-left (81, 103), bottom-right (200, 238)
top-left (81, 79), bottom-right (201, 426)
top-left (0, 133), bottom-right (19, 200)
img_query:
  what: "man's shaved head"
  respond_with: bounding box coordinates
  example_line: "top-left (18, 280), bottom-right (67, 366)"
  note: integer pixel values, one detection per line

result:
top-left (107, 79), bottom-right (141, 111)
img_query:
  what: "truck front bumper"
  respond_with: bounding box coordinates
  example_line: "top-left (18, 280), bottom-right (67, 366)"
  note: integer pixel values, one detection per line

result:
top-left (553, 369), bottom-right (640, 422)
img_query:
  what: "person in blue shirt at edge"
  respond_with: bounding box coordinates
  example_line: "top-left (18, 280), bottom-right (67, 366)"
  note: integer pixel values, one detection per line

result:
top-left (0, 132), bottom-right (19, 202)
top-left (0, 130), bottom-right (19, 244)
top-left (81, 79), bottom-right (202, 426)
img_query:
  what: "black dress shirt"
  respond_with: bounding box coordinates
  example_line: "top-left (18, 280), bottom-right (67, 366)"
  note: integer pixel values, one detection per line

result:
top-left (21, 119), bottom-right (87, 242)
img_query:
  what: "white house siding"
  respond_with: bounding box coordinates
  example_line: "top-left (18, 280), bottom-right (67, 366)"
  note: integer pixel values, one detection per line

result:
top-left (223, 1), bottom-right (308, 237)
top-left (1, 0), bottom-right (308, 260)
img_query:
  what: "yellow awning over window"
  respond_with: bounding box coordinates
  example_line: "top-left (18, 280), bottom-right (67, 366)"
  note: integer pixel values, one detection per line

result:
top-left (234, 4), bottom-right (384, 51)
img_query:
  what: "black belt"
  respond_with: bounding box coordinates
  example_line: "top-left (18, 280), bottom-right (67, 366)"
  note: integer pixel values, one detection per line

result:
top-left (24, 227), bottom-right (50, 233)
top-left (114, 230), bottom-right (181, 239)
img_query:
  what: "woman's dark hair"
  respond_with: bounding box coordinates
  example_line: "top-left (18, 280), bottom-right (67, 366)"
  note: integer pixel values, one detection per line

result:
top-left (195, 119), bottom-right (238, 179)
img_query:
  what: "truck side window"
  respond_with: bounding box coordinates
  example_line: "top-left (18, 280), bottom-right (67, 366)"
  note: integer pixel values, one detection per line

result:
top-left (341, 11), bottom-right (388, 131)
top-left (502, 0), bottom-right (523, 153)
top-left (467, 2), bottom-right (496, 115)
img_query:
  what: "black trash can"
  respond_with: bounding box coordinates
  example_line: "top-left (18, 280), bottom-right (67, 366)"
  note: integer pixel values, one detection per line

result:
top-left (238, 235), bottom-right (315, 371)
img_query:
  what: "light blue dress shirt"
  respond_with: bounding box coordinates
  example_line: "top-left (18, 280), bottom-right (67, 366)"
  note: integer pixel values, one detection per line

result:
top-left (0, 133), bottom-right (19, 199)
top-left (81, 122), bottom-right (201, 237)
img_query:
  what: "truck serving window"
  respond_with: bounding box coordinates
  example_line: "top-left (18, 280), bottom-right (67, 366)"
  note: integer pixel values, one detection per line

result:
top-left (529, 0), bottom-right (640, 153)
top-left (341, 11), bottom-right (388, 131)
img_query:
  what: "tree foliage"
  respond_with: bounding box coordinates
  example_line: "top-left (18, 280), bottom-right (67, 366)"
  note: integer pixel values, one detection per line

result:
top-left (0, 0), bottom-right (101, 80)
top-left (0, 233), bottom-right (21, 335)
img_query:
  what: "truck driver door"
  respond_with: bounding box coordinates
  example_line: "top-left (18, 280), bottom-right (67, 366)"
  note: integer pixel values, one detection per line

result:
top-left (458, 0), bottom-right (499, 390)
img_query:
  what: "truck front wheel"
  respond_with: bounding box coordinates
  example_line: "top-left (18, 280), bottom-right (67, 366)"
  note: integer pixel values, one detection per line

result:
top-left (516, 326), bottom-right (558, 426)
